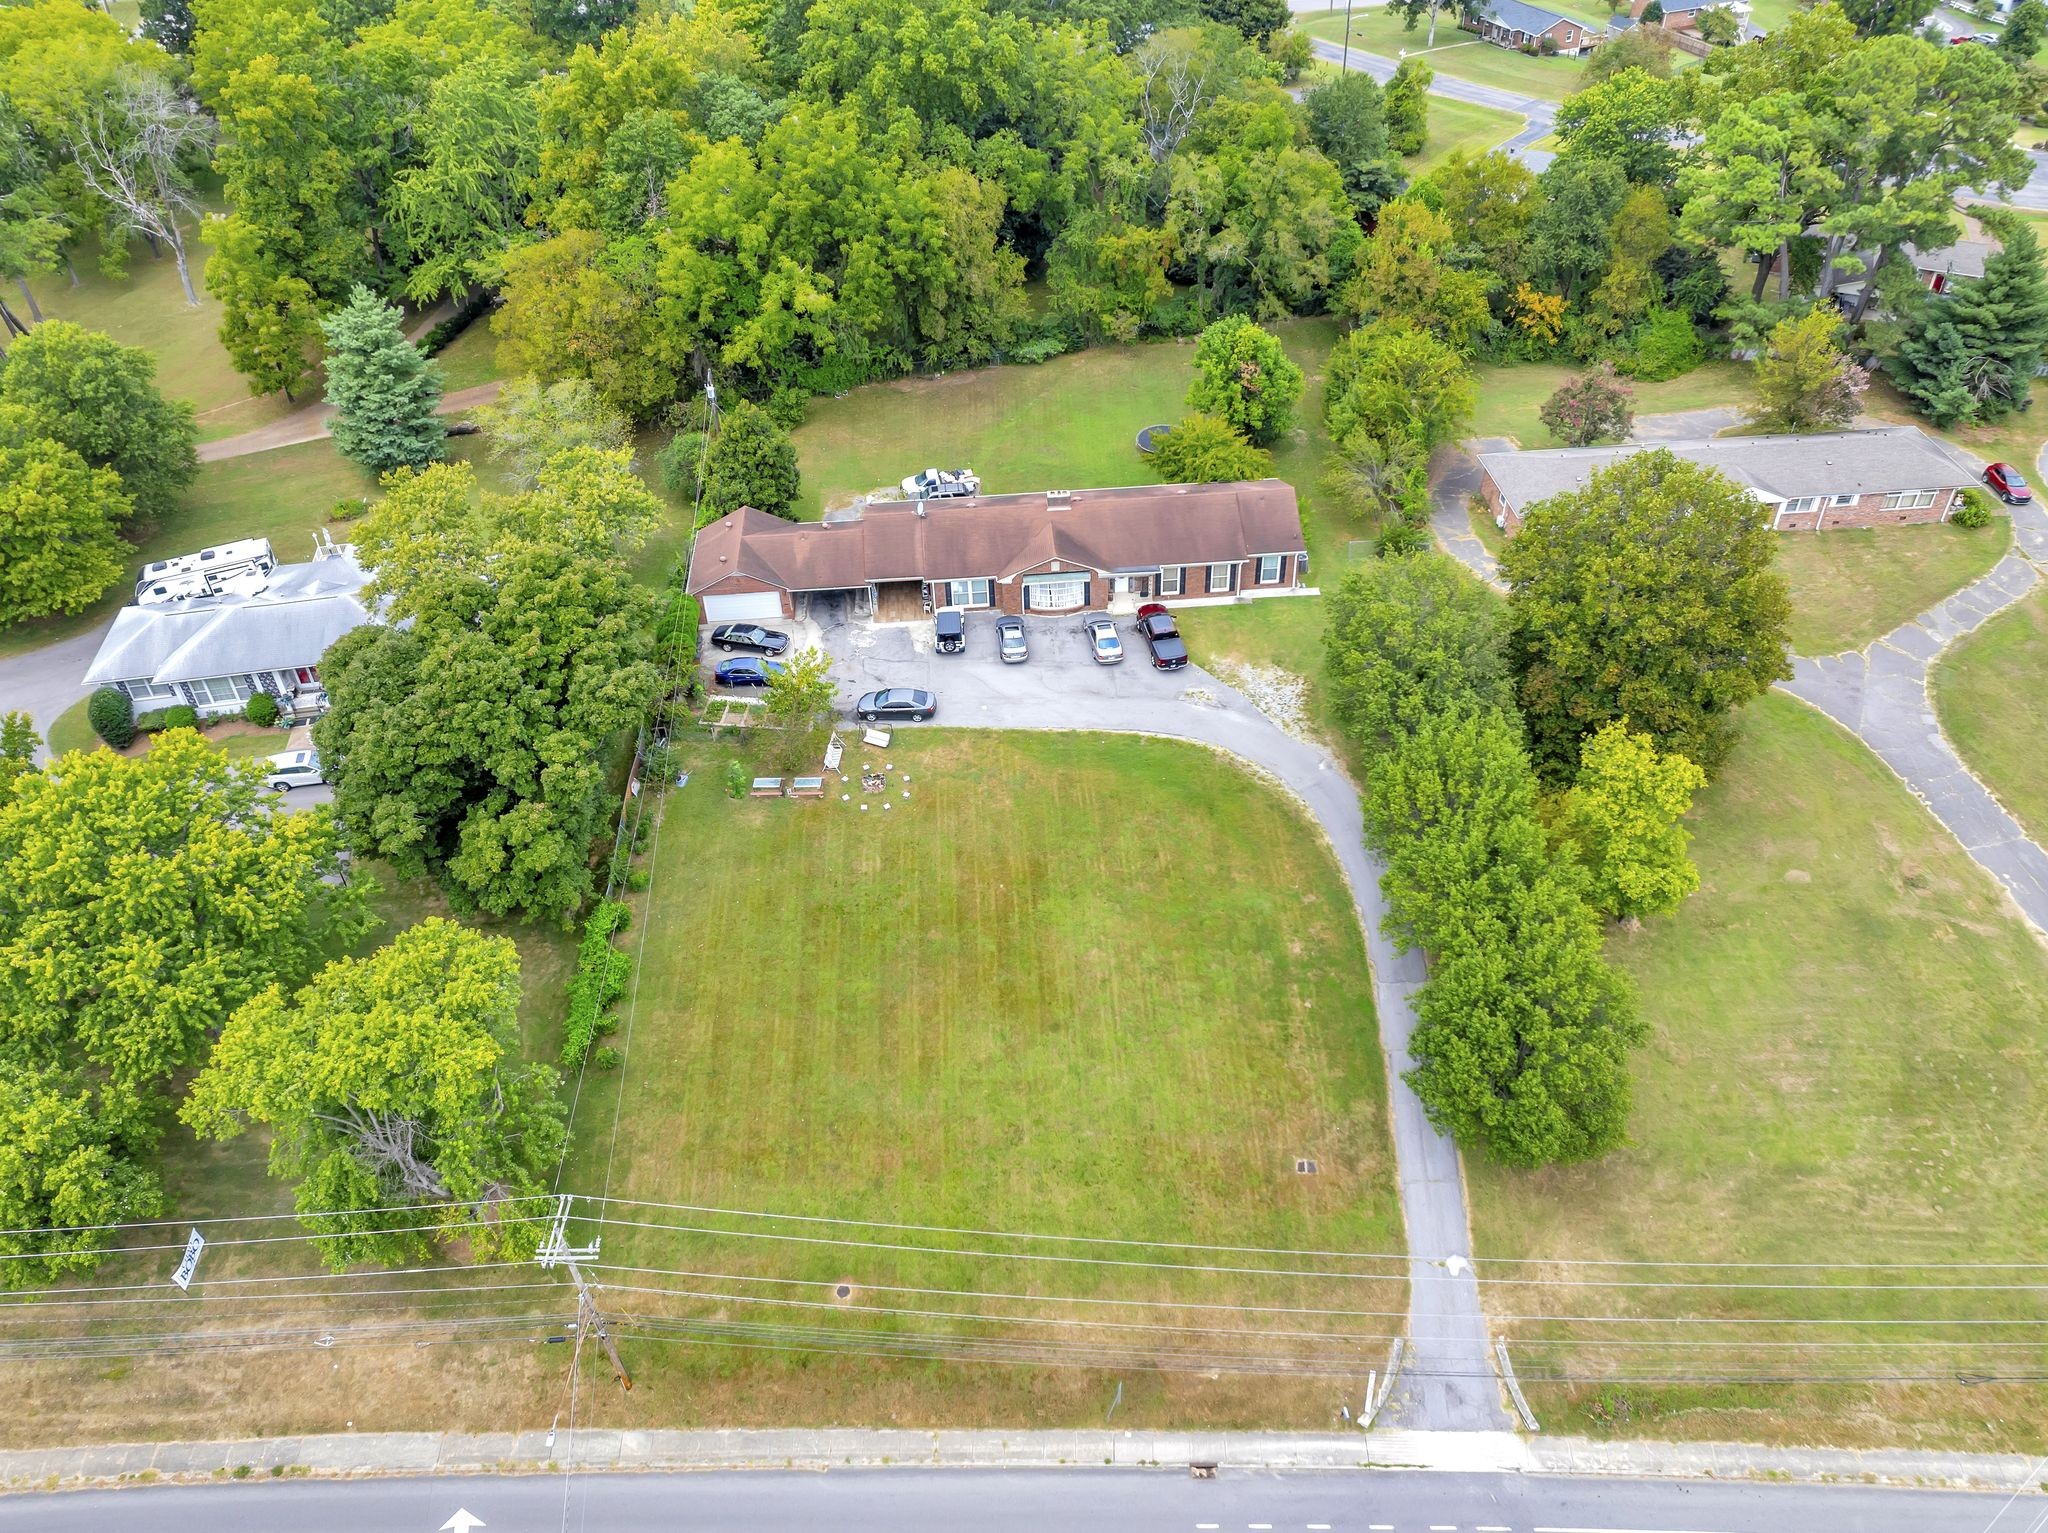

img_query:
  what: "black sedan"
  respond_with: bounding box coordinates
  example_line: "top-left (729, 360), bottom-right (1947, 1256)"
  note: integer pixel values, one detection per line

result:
top-left (711, 622), bottom-right (791, 655)
top-left (1132, 603), bottom-right (1189, 671)
top-left (855, 687), bottom-right (937, 722)
top-left (714, 656), bottom-right (786, 689)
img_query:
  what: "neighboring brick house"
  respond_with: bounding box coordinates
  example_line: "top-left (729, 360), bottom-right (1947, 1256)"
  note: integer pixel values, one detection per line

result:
top-left (1476, 427), bottom-right (1978, 535)
top-left (1472, 0), bottom-right (1596, 53)
top-left (685, 481), bottom-right (1311, 624)
top-left (83, 539), bottom-right (375, 717)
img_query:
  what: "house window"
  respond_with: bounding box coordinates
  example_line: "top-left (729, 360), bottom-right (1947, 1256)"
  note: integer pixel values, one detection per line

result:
top-left (1829, 493), bottom-right (1857, 507)
top-left (947, 578), bottom-right (992, 609)
top-left (1882, 489), bottom-right (1939, 511)
top-left (1256, 554), bottom-right (1283, 585)
top-left (125, 680), bottom-right (180, 705)
top-left (1207, 562), bottom-right (1237, 594)
top-left (1158, 565), bottom-right (1183, 596)
top-left (1779, 496), bottom-right (1820, 520)
top-left (1025, 577), bottom-right (1088, 612)
top-left (186, 675), bottom-right (253, 707)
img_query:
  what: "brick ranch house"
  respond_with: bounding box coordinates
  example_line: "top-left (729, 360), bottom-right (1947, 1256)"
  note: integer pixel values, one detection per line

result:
top-left (1477, 426), bottom-right (1978, 535)
top-left (1472, 0), bottom-right (1596, 53)
top-left (686, 480), bottom-right (1311, 624)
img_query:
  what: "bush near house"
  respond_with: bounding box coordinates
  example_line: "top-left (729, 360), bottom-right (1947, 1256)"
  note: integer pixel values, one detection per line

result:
top-left (88, 687), bottom-right (134, 748)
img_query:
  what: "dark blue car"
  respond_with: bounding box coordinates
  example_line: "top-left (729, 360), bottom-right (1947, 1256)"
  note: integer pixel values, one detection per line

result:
top-left (714, 656), bottom-right (785, 689)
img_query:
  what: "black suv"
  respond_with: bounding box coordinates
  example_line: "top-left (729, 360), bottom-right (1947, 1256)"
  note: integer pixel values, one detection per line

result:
top-left (934, 607), bottom-right (966, 655)
top-left (710, 622), bottom-right (791, 656)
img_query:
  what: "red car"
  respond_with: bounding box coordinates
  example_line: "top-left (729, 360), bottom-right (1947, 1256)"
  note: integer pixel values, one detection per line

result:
top-left (1984, 462), bottom-right (2032, 505)
top-left (1132, 602), bottom-right (1189, 672)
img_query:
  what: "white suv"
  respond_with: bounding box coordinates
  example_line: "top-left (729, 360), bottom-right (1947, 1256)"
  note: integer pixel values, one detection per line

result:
top-left (263, 749), bottom-right (327, 793)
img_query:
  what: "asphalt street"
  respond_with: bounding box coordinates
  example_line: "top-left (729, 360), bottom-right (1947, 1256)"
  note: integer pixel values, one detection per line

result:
top-left (2, 1468), bottom-right (2035, 1532)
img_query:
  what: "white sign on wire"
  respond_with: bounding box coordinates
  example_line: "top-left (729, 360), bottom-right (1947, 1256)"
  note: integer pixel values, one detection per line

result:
top-left (170, 1228), bottom-right (206, 1291)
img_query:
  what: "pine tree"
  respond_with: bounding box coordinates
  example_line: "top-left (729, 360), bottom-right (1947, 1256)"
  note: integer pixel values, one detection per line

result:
top-left (1950, 215), bottom-right (2048, 423)
top-left (319, 286), bottom-right (447, 475)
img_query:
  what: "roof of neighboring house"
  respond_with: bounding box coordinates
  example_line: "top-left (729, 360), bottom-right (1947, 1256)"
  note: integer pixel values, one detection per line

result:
top-left (686, 481), bottom-right (1305, 597)
top-left (1903, 237), bottom-right (1999, 282)
top-left (85, 543), bottom-right (378, 688)
top-left (1477, 426), bottom-right (1977, 514)
top-left (1481, 0), bottom-right (1581, 31)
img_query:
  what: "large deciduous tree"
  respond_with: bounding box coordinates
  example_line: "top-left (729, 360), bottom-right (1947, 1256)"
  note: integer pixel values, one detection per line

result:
top-left (1186, 314), bottom-right (1304, 445)
top-left (0, 423), bottom-right (131, 622)
top-left (385, 54), bottom-right (540, 302)
top-left (1501, 449), bottom-right (1793, 782)
top-left (1150, 412), bottom-right (1273, 483)
top-left (1323, 553), bottom-right (1511, 757)
top-left (0, 1064), bottom-right (164, 1286)
top-left (701, 400), bottom-right (801, 521)
top-left (1747, 307), bottom-right (1868, 431)
top-left (320, 284), bottom-right (447, 474)
top-left (1323, 319), bottom-right (1476, 453)
top-left (493, 230), bottom-right (679, 422)
top-left (474, 376), bottom-right (631, 491)
top-left (1557, 720), bottom-right (1706, 924)
top-left (1302, 71), bottom-right (1402, 217)
top-left (0, 320), bottom-right (198, 520)
top-left (184, 918), bottom-right (564, 1269)
top-left (1339, 198), bottom-right (1493, 351)
top-left (66, 71), bottom-right (213, 308)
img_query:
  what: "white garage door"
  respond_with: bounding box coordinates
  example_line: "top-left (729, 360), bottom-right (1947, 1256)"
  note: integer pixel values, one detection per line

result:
top-left (702, 591), bottom-right (786, 623)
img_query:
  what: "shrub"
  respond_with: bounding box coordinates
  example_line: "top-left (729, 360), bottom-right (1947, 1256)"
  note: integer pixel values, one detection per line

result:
top-left (725, 759), bottom-right (749, 799)
top-left (1149, 413), bottom-right (1273, 484)
top-left (134, 709), bottom-right (169, 731)
top-left (560, 900), bottom-right (632, 1067)
top-left (764, 386), bottom-right (809, 430)
top-left (329, 496), bottom-right (369, 522)
top-left (1375, 522), bottom-right (1430, 557)
top-left (161, 704), bottom-right (198, 731)
top-left (243, 692), bottom-right (280, 728)
top-left (1538, 33), bottom-right (1558, 53)
top-left (1615, 308), bottom-right (1703, 382)
top-left (88, 688), bottom-right (134, 748)
top-left (656, 431), bottom-right (707, 502)
top-left (592, 1046), bottom-right (622, 1071)
top-left (1952, 489), bottom-right (1996, 528)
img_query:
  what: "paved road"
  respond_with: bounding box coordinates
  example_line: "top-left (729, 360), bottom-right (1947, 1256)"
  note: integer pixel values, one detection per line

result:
top-left (791, 603), bottom-right (1511, 1432)
top-left (197, 381), bottom-right (504, 462)
top-left (4, 1467), bottom-right (2034, 1532)
top-left (1303, 37), bottom-right (1556, 167)
top-left (0, 619), bottom-right (114, 760)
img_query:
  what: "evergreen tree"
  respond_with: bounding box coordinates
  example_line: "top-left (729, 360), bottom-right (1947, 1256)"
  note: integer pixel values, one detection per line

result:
top-left (701, 401), bottom-right (800, 522)
top-left (319, 285), bottom-right (447, 474)
top-left (1383, 58), bottom-right (1431, 157)
top-left (1889, 218), bottom-right (2048, 426)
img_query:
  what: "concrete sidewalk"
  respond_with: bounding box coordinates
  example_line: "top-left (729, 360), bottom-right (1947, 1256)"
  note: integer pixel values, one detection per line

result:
top-left (3, 1427), bottom-right (2041, 1495)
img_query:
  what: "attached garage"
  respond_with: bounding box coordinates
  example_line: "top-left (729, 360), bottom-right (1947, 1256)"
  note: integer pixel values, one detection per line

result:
top-left (702, 590), bottom-right (788, 623)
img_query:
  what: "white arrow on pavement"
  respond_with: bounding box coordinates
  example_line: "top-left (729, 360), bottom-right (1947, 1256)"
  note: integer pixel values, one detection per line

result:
top-left (441, 1512), bottom-right (485, 1533)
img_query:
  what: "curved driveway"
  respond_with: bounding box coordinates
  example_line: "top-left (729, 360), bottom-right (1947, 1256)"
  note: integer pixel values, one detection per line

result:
top-left (814, 607), bottom-right (1512, 1433)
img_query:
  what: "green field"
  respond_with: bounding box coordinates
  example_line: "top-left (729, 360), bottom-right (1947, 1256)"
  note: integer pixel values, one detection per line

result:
top-left (1408, 97), bottom-right (1527, 174)
top-left (560, 729), bottom-right (1406, 1427)
top-left (1297, 9), bottom-right (1588, 100)
top-left (1467, 695), bottom-right (2048, 1452)
top-left (1934, 585), bottom-right (2048, 848)
top-left (1776, 519), bottom-right (2011, 656)
top-left (1468, 360), bottom-right (1752, 447)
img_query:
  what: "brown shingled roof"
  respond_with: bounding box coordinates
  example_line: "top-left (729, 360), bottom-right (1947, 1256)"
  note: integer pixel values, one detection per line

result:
top-left (685, 480), bottom-right (1304, 596)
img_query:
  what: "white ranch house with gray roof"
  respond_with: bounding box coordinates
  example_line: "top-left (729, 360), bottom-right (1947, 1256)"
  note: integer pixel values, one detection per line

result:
top-left (84, 540), bottom-right (378, 716)
top-left (1477, 425), bottom-right (1979, 535)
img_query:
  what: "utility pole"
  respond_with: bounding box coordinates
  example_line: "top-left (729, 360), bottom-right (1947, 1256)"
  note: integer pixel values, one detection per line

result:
top-left (538, 1196), bottom-right (632, 1393)
top-left (1342, 0), bottom-right (1355, 71)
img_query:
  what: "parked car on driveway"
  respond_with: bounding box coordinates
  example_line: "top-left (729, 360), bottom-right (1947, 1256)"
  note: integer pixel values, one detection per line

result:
top-left (1081, 612), bottom-right (1123, 665)
top-left (1131, 603), bottom-right (1188, 672)
top-left (710, 622), bottom-right (790, 655)
top-left (263, 749), bottom-right (326, 793)
top-left (856, 687), bottom-right (937, 722)
top-left (934, 606), bottom-right (966, 654)
top-left (1984, 462), bottom-right (2032, 505)
top-left (714, 656), bottom-right (786, 689)
top-left (995, 614), bottom-right (1028, 664)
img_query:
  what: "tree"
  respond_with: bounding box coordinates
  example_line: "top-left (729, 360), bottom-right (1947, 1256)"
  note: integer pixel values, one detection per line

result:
top-left (1748, 307), bottom-right (1869, 431)
top-left (1887, 216), bottom-right (2048, 425)
top-left (316, 458), bottom-right (659, 920)
top-left (474, 376), bottom-right (630, 491)
top-left (0, 430), bottom-right (130, 623)
top-left (494, 230), bottom-right (680, 422)
top-left (1585, 22), bottom-right (1674, 81)
top-left (204, 214), bottom-right (324, 401)
top-left (1150, 412), bottom-right (1274, 483)
top-left (1528, 154), bottom-right (1627, 304)
top-left (1324, 320), bottom-right (1477, 452)
top-left (1539, 364), bottom-right (1635, 445)
top-left (140, 0), bottom-right (196, 52)
top-left (0, 728), bottom-right (365, 1093)
top-left (0, 715), bottom-right (34, 813)
top-left (1384, 57), bottom-right (1431, 157)
top-left (762, 647), bottom-right (838, 773)
top-left (1553, 66), bottom-right (1686, 187)
top-left (1434, 151), bottom-right (1542, 289)
top-left (1199, 0), bottom-right (1290, 42)
top-left (1386, 0), bottom-right (1485, 51)
top-left (1587, 184), bottom-right (1673, 337)
top-left (0, 321), bottom-right (198, 521)
top-left (2001, 0), bottom-right (2048, 64)
top-left (1557, 721), bottom-right (1706, 923)
top-left (68, 72), bottom-right (213, 308)
top-left (1678, 92), bottom-right (1839, 302)
top-left (386, 54), bottom-right (540, 303)
top-left (1339, 198), bottom-right (1494, 350)
top-left (702, 401), bottom-right (800, 521)
top-left (1323, 552), bottom-right (1511, 757)
top-left (1322, 424), bottom-right (1428, 532)
top-left (1695, 5), bottom-right (1739, 45)
top-left (1501, 449), bottom-right (1793, 782)
top-left (0, 1064), bottom-right (163, 1287)
top-left (320, 284), bottom-right (447, 475)
top-left (1186, 314), bottom-right (1305, 445)
top-left (1838, 0), bottom-right (1935, 34)
top-left (1303, 71), bottom-right (1403, 215)
top-left (184, 918), bottom-right (564, 1269)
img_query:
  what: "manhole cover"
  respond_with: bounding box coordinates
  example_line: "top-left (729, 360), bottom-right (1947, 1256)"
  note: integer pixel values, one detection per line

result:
top-left (1295, 1158), bottom-right (1319, 1175)
top-left (830, 1280), bottom-right (858, 1303)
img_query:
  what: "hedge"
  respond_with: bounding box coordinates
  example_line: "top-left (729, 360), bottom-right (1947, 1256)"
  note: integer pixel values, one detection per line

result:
top-left (561, 899), bottom-right (633, 1067)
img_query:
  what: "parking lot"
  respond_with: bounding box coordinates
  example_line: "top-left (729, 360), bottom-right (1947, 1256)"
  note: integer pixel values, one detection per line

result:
top-left (712, 600), bottom-right (1213, 726)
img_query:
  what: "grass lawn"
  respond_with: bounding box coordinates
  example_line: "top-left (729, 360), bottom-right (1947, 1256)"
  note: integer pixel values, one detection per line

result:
top-left (431, 319), bottom-right (509, 392)
top-left (1776, 519), bottom-right (2012, 656)
top-left (1407, 98), bottom-right (1526, 175)
top-left (1467, 694), bottom-right (2048, 1452)
top-left (1469, 360), bottom-right (1752, 447)
top-left (1297, 10), bottom-right (1587, 100)
top-left (1934, 586), bottom-right (2048, 848)
top-left (1175, 597), bottom-right (1341, 746)
top-left (559, 729), bottom-right (1405, 1427)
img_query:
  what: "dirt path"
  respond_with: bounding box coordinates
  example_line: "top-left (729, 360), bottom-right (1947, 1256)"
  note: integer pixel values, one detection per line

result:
top-left (195, 382), bottom-right (504, 463)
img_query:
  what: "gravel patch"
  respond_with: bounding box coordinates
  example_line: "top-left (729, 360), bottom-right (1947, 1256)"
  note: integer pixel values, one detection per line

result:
top-left (1209, 660), bottom-right (1312, 742)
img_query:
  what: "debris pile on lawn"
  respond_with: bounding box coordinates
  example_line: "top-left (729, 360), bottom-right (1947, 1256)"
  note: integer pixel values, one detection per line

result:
top-left (1211, 660), bottom-right (1311, 741)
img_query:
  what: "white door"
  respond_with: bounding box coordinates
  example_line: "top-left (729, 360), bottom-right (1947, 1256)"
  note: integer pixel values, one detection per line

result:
top-left (703, 591), bottom-right (786, 623)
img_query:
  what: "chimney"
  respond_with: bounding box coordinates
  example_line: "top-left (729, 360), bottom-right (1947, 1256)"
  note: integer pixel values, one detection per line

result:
top-left (1046, 489), bottom-right (1072, 510)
